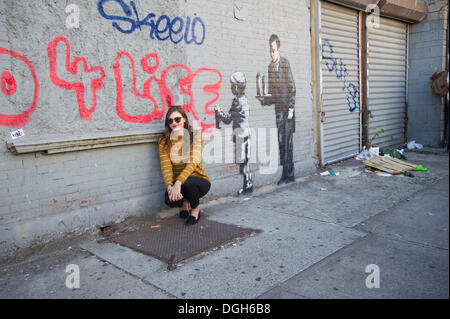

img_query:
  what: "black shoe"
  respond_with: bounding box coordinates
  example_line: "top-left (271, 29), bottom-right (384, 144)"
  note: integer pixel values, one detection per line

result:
top-left (277, 177), bottom-right (286, 185)
top-left (244, 185), bottom-right (253, 194)
top-left (179, 210), bottom-right (189, 218)
top-left (237, 183), bottom-right (254, 195)
top-left (285, 176), bottom-right (295, 183)
top-left (185, 212), bottom-right (200, 225)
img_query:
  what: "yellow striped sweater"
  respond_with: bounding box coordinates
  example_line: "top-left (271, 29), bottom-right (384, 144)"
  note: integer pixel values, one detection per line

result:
top-left (158, 130), bottom-right (211, 190)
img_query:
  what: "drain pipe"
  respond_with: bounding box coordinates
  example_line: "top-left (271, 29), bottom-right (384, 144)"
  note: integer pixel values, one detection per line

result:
top-left (310, 0), bottom-right (324, 167)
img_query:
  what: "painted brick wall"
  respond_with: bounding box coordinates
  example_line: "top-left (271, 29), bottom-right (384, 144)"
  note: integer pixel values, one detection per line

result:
top-left (184, 0), bottom-right (315, 191)
top-left (407, 0), bottom-right (448, 147)
top-left (0, 0), bottom-right (315, 260)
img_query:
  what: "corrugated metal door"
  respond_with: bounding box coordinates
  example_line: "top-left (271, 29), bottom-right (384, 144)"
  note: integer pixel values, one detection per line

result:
top-left (320, 1), bottom-right (361, 164)
top-left (367, 17), bottom-right (407, 148)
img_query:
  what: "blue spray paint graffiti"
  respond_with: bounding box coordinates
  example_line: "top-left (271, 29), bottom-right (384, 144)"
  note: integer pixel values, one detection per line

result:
top-left (98, 0), bottom-right (206, 45)
top-left (321, 39), bottom-right (358, 112)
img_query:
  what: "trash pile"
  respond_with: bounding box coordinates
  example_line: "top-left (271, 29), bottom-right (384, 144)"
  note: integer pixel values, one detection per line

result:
top-left (320, 141), bottom-right (428, 178)
top-left (355, 146), bottom-right (407, 161)
top-left (354, 141), bottom-right (428, 177)
top-left (381, 148), bottom-right (406, 160)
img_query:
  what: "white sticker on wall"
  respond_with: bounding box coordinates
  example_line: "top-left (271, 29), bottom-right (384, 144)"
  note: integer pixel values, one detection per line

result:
top-left (10, 129), bottom-right (24, 139)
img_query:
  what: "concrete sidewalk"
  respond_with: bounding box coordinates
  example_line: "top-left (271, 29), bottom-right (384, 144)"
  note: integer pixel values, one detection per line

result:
top-left (0, 148), bottom-right (448, 299)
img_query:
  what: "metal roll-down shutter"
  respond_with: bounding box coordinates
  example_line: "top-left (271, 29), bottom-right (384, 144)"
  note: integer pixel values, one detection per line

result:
top-left (320, 1), bottom-right (361, 164)
top-left (367, 17), bottom-right (407, 148)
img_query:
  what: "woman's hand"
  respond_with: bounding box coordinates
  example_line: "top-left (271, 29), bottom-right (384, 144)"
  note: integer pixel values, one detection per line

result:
top-left (170, 181), bottom-right (183, 202)
top-left (167, 185), bottom-right (174, 201)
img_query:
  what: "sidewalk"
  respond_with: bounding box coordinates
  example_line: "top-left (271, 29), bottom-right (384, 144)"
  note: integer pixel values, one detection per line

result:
top-left (0, 148), bottom-right (448, 299)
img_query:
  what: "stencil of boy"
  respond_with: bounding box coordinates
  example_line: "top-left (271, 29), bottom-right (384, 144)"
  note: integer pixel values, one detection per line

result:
top-left (214, 72), bottom-right (253, 195)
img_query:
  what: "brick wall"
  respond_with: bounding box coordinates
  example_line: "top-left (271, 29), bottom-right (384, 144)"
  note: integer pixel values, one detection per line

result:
top-left (407, 0), bottom-right (448, 146)
top-left (0, 0), bottom-right (315, 260)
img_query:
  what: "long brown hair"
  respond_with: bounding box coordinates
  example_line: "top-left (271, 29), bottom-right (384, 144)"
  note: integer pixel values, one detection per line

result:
top-left (162, 106), bottom-right (193, 150)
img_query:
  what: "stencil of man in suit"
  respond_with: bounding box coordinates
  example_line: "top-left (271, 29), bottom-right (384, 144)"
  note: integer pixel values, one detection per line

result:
top-left (257, 34), bottom-right (296, 185)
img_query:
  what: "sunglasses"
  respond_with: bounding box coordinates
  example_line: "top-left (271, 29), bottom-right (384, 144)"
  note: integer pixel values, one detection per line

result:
top-left (167, 117), bottom-right (182, 125)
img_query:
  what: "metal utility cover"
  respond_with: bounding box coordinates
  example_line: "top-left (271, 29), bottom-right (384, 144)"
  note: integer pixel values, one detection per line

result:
top-left (107, 216), bottom-right (260, 269)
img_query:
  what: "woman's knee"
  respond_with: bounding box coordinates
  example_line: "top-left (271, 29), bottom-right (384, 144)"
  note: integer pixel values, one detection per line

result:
top-left (180, 181), bottom-right (197, 197)
top-left (199, 180), bottom-right (211, 198)
top-left (179, 177), bottom-right (211, 206)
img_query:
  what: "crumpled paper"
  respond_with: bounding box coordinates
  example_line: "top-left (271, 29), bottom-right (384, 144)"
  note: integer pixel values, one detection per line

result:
top-left (355, 147), bottom-right (379, 161)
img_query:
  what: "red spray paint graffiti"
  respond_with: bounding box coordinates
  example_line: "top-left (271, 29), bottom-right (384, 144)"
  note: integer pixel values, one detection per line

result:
top-left (191, 67), bottom-right (222, 132)
top-left (0, 47), bottom-right (39, 127)
top-left (48, 36), bottom-right (106, 120)
top-left (113, 51), bottom-right (166, 123)
top-left (1, 37), bottom-right (222, 132)
top-left (114, 51), bottom-right (222, 132)
top-left (1, 71), bottom-right (16, 96)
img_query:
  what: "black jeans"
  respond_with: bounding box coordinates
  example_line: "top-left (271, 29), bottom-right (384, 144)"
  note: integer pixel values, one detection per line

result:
top-left (165, 176), bottom-right (211, 209)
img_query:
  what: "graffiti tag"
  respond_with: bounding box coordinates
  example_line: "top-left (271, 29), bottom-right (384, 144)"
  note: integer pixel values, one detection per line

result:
top-left (98, 0), bottom-right (206, 45)
top-left (113, 50), bottom-right (221, 131)
top-left (48, 36), bottom-right (106, 120)
top-left (321, 39), bottom-right (358, 113)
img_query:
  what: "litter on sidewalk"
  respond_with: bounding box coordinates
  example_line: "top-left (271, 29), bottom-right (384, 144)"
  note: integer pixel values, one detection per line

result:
top-left (407, 140), bottom-right (423, 150)
top-left (355, 147), bottom-right (379, 161)
top-left (375, 172), bottom-right (392, 177)
top-left (363, 156), bottom-right (418, 175)
top-left (403, 171), bottom-right (415, 178)
top-left (381, 148), bottom-right (407, 160)
top-left (320, 170), bottom-right (339, 176)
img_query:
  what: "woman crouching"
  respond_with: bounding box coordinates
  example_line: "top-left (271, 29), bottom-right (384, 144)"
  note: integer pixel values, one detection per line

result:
top-left (158, 106), bottom-right (211, 225)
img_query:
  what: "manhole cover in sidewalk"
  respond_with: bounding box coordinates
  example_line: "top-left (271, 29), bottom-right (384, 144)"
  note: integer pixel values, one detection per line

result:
top-left (106, 216), bottom-right (260, 270)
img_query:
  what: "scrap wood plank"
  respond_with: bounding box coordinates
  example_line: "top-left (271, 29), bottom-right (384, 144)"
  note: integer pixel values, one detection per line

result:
top-left (363, 157), bottom-right (397, 174)
top-left (363, 156), bottom-right (418, 174)
top-left (364, 159), bottom-right (399, 174)
top-left (386, 157), bottom-right (418, 169)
